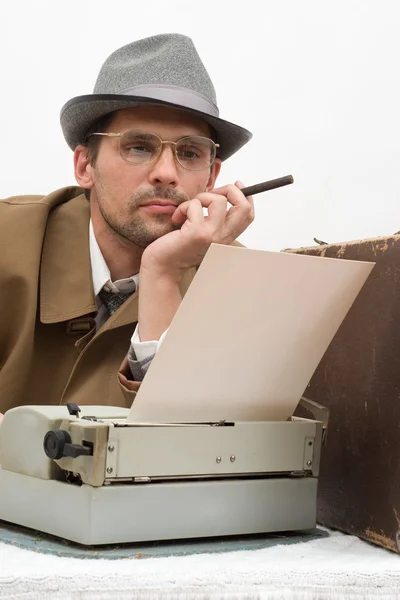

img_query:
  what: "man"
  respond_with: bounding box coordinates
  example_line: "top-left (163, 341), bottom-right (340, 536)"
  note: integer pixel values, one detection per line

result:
top-left (0, 33), bottom-right (254, 418)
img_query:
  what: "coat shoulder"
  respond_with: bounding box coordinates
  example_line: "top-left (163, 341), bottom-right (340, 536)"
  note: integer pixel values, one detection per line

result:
top-left (1, 193), bottom-right (46, 205)
top-left (0, 186), bottom-right (84, 209)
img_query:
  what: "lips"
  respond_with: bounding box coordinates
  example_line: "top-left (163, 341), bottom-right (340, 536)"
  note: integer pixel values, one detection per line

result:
top-left (139, 200), bottom-right (177, 214)
top-left (140, 200), bottom-right (177, 208)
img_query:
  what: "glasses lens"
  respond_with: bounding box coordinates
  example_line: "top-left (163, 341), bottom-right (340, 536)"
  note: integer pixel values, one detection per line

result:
top-left (119, 131), bottom-right (161, 164)
top-left (175, 136), bottom-right (216, 171)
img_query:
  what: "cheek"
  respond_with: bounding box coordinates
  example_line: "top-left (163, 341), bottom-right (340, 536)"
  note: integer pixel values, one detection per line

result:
top-left (95, 162), bottom-right (144, 198)
top-left (184, 174), bottom-right (212, 196)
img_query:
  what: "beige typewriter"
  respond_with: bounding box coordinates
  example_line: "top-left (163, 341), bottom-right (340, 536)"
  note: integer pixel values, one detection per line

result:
top-left (0, 398), bottom-right (327, 546)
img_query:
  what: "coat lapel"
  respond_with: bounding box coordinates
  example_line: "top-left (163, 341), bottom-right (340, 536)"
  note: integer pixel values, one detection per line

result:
top-left (40, 193), bottom-right (97, 323)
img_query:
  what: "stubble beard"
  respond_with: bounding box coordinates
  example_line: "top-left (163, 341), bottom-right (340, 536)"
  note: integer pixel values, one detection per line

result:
top-left (97, 186), bottom-right (190, 248)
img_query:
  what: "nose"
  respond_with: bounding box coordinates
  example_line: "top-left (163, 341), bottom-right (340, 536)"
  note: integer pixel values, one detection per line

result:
top-left (147, 144), bottom-right (179, 188)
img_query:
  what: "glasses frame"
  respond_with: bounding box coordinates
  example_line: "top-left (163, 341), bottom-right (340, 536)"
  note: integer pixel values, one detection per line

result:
top-left (89, 131), bottom-right (220, 171)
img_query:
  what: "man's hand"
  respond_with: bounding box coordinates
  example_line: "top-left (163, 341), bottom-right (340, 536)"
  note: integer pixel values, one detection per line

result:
top-left (141, 182), bottom-right (254, 278)
top-left (137, 182), bottom-right (254, 342)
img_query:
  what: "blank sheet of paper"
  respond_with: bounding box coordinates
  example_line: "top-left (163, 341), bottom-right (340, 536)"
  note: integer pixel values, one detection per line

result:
top-left (128, 244), bottom-right (374, 423)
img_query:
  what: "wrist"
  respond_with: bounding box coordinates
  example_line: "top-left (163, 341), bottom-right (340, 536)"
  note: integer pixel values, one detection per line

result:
top-left (140, 253), bottom-right (185, 284)
top-left (138, 262), bottom-right (183, 343)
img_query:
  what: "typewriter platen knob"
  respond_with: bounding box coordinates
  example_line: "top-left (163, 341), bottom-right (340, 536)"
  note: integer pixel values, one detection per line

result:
top-left (43, 429), bottom-right (72, 460)
top-left (43, 429), bottom-right (93, 460)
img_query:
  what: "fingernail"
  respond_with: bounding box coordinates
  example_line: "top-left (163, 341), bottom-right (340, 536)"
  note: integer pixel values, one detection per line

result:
top-left (236, 180), bottom-right (245, 188)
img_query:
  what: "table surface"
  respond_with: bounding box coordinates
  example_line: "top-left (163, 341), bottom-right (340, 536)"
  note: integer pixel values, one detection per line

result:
top-left (1, 523), bottom-right (400, 600)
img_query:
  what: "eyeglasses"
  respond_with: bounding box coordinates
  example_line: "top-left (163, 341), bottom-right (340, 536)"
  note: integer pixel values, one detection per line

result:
top-left (90, 130), bottom-right (220, 171)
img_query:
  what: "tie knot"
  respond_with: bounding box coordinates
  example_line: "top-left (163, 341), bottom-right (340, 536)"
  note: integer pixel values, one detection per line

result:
top-left (98, 284), bottom-right (136, 316)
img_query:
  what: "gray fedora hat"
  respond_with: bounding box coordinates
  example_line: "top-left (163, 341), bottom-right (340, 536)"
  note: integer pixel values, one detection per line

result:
top-left (60, 33), bottom-right (252, 161)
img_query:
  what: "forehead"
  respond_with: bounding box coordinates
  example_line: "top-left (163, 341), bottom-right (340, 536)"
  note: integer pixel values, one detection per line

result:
top-left (106, 105), bottom-right (212, 138)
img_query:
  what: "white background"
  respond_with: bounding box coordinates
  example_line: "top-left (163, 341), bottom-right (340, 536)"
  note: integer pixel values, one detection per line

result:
top-left (0, 0), bottom-right (399, 251)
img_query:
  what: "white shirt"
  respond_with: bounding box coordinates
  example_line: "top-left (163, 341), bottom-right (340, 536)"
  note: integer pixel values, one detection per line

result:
top-left (89, 220), bottom-right (162, 363)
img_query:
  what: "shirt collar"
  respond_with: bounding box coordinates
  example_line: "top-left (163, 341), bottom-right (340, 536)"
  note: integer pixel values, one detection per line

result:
top-left (89, 220), bottom-right (139, 296)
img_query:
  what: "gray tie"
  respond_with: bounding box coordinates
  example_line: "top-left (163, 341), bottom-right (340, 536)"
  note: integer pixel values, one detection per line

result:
top-left (98, 284), bottom-right (136, 316)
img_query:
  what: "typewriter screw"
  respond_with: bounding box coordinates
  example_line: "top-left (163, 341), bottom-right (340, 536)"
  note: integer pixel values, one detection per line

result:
top-left (108, 445), bottom-right (115, 452)
top-left (107, 467), bottom-right (113, 474)
top-left (216, 456), bottom-right (222, 463)
top-left (230, 455), bottom-right (236, 462)
top-left (307, 460), bottom-right (312, 467)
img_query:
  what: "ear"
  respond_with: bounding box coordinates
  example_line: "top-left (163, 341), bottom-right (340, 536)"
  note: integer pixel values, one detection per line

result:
top-left (74, 145), bottom-right (94, 191)
top-left (205, 158), bottom-right (222, 191)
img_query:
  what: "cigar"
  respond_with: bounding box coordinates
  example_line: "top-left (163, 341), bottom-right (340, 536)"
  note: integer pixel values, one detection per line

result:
top-left (241, 175), bottom-right (294, 197)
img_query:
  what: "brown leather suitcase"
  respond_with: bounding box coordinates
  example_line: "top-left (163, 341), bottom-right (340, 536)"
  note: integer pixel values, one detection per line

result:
top-left (289, 235), bottom-right (400, 553)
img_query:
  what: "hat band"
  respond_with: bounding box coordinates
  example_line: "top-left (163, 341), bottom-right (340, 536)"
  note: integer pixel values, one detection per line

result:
top-left (117, 83), bottom-right (219, 118)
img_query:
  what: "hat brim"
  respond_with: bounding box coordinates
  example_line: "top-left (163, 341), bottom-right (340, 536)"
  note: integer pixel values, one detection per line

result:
top-left (60, 94), bottom-right (252, 162)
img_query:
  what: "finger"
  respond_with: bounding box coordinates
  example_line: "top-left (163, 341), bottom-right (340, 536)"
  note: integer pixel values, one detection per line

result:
top-left (211, 183), bottom-right (249, 207)
top-left (215, 182), bottom-right (253, 227)
top-left (208, 182), bottom-right (254, 241)
top-left (193, 192), bottom-right (228, 222)
top-left (205, 196), bottom-right (227, 228)
top-left (171, 198), bottom-right (205, 225)
top-left (235, 180), bottom-right (255, 219)
top-left (189, 192), bottom-right (227, 208)
top-left (212, 182), bottom-right (254, 221)
top-left (174, 193), bottom-right (228, 230)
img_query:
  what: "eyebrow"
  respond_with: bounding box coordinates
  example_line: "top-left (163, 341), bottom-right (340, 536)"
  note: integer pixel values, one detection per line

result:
top-left (120, 129), bottom-right (208, 141)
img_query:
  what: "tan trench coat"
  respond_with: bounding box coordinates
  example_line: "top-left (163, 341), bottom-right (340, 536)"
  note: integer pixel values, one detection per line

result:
top-left (0, 187), bottom-right (196, 414)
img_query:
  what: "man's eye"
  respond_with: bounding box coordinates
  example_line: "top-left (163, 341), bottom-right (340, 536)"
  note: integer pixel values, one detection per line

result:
top-left (178, 147), bottom-right (200, 160)
top-left (128, 144), bottom-right (151, 153)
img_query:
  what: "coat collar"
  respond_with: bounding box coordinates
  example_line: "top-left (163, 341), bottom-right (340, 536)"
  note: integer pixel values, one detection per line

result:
top-left (40, 192), bottom-right (98, 324)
